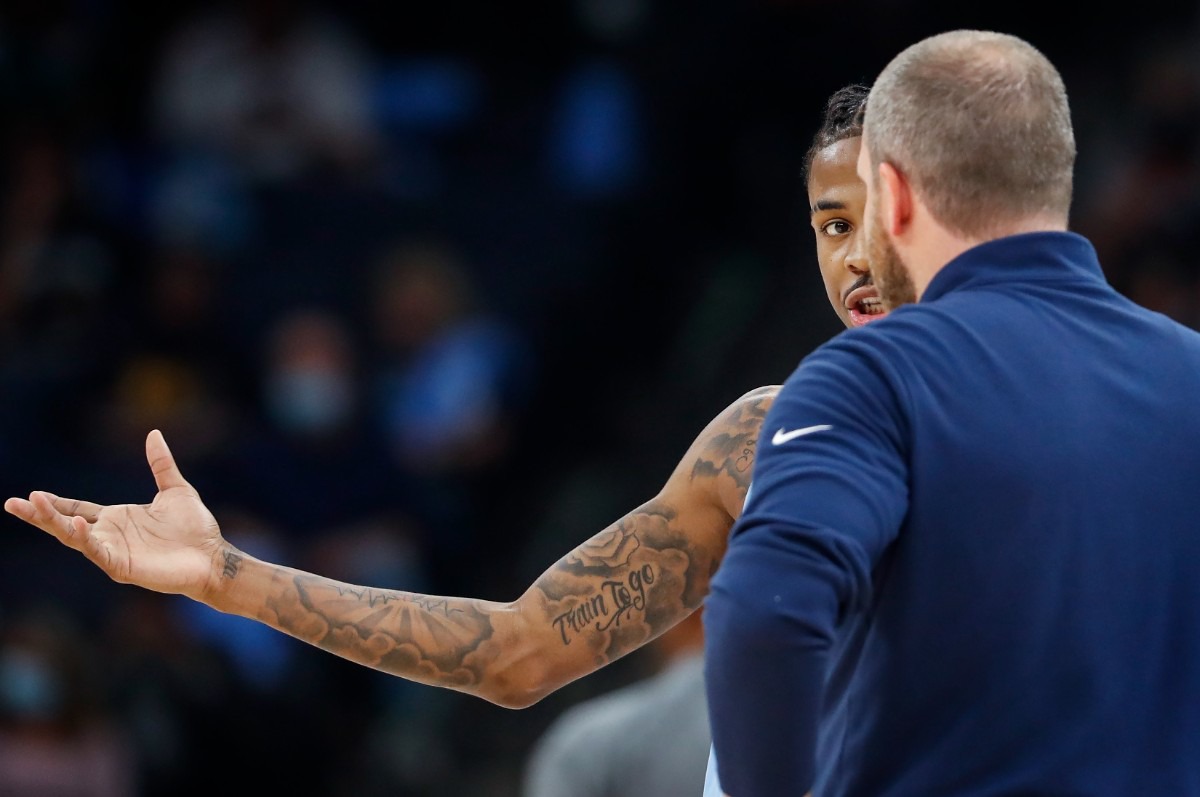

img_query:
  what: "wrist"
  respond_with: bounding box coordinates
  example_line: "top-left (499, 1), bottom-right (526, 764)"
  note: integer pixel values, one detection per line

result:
top-left (201, 540), bottom-right (246, 609)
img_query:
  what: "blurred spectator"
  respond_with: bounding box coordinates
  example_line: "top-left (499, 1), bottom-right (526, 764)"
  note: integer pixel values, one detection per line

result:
top-left (132, 243), bottom-right (254, 401)
top-left (367, 237), bottom-right (534, 476)
top-left (370, 55), bottom-right (484, 201)
top-left (544, 60), bottom-right (645, 201)
top-left (149, 0), bottom-right (381, 187)
top-left (230, 306), bottom-right (380, 524)
top-left (544, 0), bottom-right (649, 202)
top-left (59, 349), bottom-right (239, 518)
top-left (521, 607), bottom-right (710, 797)
top-left (365, 237), bottom-right (535, 587)
top-left (260, 307), bottom-right (361, 443)
top-left (0, 605), bottom-right (137, 797)
top-left (220, 305), bottom-right (420, 555)
top-left (100, 354), bottom-right (234, 462)
top-left (99, 589), bottom-right (334, 796)
top-left (143, 0), bottom-right (384, 280)
top-left (0, 123), bottom-right (111, 331)
top-left (0, 120), bottom-right (128, 460)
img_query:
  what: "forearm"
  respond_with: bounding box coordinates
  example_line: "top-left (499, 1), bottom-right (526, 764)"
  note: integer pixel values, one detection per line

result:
top-left (203, 543), bottom-right (540, 706)
top-left (203, 492), bottom-right (723, 708)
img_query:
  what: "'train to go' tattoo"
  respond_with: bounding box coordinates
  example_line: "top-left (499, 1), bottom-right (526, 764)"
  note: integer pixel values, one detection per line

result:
top-left (552, 563), bottom-right (656, 644)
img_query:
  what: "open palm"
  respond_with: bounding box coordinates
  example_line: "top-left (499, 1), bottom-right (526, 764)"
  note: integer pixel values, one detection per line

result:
top-left (4, 430), bottom-right (226, 602)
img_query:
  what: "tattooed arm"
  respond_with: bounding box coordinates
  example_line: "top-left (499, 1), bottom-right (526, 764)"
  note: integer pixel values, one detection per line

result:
top-left (4, 386), bottom-right (778, 709)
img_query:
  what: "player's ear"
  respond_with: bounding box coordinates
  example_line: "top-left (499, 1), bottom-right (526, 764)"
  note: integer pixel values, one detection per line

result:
top-left (877, 161), bottom-right (913, 236)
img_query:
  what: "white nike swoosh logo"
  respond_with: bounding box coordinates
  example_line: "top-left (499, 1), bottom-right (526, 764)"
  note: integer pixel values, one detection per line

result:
top-left (771, 425), bottom-right (833, 445)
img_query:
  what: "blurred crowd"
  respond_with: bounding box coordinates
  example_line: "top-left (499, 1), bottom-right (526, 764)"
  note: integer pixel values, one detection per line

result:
top-left (2, 1), bottom-right (1200, 795)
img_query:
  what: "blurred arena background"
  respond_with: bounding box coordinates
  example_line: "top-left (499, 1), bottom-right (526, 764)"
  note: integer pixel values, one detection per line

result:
top-left (1, 1), bottom-right (1199, 794)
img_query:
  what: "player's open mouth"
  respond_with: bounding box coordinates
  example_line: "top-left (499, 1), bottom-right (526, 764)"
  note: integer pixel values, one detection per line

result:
top-left (845, 284), bottom-right (888, 327)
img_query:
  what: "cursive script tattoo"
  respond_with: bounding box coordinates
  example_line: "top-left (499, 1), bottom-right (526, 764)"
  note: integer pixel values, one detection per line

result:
top-left (537, 387), bottom-right (775, 665)
top-left (596, 564), bottom-right (654, 631)
top-left (553, 594), bottom-right (609, 644)
top-left (551, 564), bottom-right (659, 643)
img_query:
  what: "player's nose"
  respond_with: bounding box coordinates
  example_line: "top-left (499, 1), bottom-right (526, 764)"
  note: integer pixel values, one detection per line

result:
top-left (845, 233), bottom-right (868, 275)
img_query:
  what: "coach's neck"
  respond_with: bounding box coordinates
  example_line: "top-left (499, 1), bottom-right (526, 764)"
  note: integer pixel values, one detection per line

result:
top-left (877, 160), bottom-right (1069, 301)
top-left (888, 175), bottom-right (1075, 302)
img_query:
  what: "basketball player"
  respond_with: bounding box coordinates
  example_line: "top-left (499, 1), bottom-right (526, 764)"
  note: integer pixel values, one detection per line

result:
top-left (5, 83), bottom-right (874, 797)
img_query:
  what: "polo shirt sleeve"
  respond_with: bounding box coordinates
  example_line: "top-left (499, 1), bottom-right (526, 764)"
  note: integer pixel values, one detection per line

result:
top-left (703, 335), bottom-right (910, 795)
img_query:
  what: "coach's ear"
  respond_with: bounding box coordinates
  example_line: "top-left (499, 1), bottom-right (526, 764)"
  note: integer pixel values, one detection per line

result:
top-left (877, 160), bottom-right (913, 237)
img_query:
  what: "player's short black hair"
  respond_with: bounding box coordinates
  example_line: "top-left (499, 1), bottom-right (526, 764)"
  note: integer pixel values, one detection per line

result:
top-left (802, 83), bottom-right (870, 185)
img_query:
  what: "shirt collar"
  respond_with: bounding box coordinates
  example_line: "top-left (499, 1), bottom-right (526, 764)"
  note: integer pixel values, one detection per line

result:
top-left (921, 231), bottom-right (1104, 303)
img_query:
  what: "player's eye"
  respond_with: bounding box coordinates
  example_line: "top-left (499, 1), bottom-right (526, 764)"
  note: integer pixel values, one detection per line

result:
top-left (821, 219), bottom-right (851, 237)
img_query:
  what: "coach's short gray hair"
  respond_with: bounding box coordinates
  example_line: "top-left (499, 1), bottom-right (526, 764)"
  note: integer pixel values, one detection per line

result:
top-left (864, 30), bottom-right (1076, 237)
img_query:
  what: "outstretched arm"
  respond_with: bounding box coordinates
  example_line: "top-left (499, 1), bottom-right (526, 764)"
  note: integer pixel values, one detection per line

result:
top-left (5, 387), bottom-right (776, 708)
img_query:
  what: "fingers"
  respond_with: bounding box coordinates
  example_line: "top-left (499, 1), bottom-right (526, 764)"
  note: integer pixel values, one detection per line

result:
top-left (68, 515), bottom-right (91, 550)
top-left (4, 496), bottom-right (35, 523)
top-left (146, 429), bottom-right (190, 492)
top-left (30, 491), bottom-right (82, 544)
top-left (46, 493), bottom-right (103, 523)
top-left (7, 491), bottom-right (86, 549)
top-left (6, 493), bottom-right (102, 524)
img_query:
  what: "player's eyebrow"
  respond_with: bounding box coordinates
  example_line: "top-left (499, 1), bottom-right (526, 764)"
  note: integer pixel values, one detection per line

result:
top-left (810, 198), bottom-right (846, 215)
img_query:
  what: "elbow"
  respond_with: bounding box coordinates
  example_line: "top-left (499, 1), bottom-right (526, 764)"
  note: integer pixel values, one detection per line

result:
top-left (478, 632), bottom-right (571, 709)
top-left (488, 688), bottom-right (547, 711)
top-left (472, 599), bottom-right (575, 709)
top-left (482, 655), bottom-right (562, 709)
top-left (477, 676), bottom-right (553, 711)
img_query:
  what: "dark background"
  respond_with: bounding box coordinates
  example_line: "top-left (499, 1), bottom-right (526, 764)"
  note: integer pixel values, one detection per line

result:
top-left (1, 1), bottom-right (1199, 794)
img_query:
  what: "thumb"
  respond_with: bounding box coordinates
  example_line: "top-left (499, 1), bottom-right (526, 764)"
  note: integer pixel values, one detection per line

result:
top-left (146, 429), bottom-right (190, 492)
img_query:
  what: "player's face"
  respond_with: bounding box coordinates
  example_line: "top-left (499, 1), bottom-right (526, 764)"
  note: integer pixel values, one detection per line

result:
top-left (808, 136), bottom-right (887, 329)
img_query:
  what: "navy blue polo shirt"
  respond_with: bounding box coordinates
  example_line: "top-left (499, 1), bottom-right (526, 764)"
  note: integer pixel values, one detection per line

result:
top-left (705, 232), bottom-right (1200, 796)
